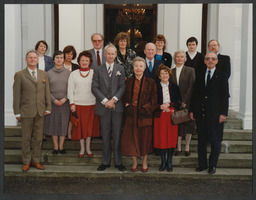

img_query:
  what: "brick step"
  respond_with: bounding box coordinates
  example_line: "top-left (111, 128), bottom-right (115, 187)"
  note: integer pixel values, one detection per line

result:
top-left (4, 150), bottom-right (252, 168)
top-left (4, 138), bottom-right (252, 153)
top-left (4, 164), bottom-right (252, 180)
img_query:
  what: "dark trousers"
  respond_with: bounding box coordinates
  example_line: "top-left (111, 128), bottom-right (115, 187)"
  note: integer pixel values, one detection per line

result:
top-left (100, 109), bottom-right (123, 166)
top-left (196, 117), bottom-right (224, 168)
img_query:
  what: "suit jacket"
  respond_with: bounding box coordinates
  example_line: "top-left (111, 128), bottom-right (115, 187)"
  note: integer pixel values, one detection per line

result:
top-left (216, 54), bottom-right (231, 79)
top-left (185, 51), bottom-right (205, 75)
top-left (91, 63), bottom-right (126, 116)
top-left (171, 66), bottom-right (195, 108)
top-left (13, 68), bottom-right (51, 118)
top-left (155, 52), bottom-right (172, 68)
top-left (144, 59), bottom-right (164, 81)
top-left (37, 55), bottom-right (54, 72)
top-left (88, 48), bottom-right (106, 69)
top-left (190, 68), bottom-right (229, 123)
top-left (71, 62), bottom-right (79, 71)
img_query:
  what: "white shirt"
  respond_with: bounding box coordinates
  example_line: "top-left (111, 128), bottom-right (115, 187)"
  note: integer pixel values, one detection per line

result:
top-left (160, 82), bottom-right (171, 104)
top-left (205, 67), bottom-right (216, 86)
top-left (64, 64), bottom-right (72, 71)
top-left (38, 57), bottom-right (45, 71)
top-left (145, 58), bottom-right (154, 70)
top-left (27, 67), bottom-right (37, 79)
top-left (187, 51), bottom-right (197, 60)
top-left (175, 65), bottom-right (184, 86)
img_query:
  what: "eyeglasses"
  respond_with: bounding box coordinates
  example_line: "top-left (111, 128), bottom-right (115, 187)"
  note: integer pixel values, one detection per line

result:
top-left (208, 44), bottom-right (218, 47)
top-left (205, 57), bottom-right (217, 61)
top-left (92, 40), bottom-right (103, 43)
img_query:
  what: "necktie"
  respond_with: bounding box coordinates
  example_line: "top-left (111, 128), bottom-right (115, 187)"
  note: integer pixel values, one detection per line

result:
top-left (97, 51), bottom-right (101, 66)
top-left (149, 61), bottom-right (153, 72)
top-left (108, 65), bottom-right (112, 77)
top-left (206, 70), bottom-right (211, 87)
top-left (32, 71), bottom-right (37, 81)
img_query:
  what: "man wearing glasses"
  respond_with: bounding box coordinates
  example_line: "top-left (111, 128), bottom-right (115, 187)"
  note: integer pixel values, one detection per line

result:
top-left (190, 52), bottom-right (229, 175)
top-left (208, 39), bottom-right (231, 79)
top-left (89, 33), bottom-right (106, 69)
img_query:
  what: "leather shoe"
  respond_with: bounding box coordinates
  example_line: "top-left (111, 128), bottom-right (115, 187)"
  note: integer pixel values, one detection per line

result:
top-left (141, 167), bottom-right (148, 172)
top-left (208, 167), bottom-right (216, 174)
top-left (184, 151), bottom-right (190, 157)
top-left (22, 163), bottom-right (31, 171)
top-left (115, 164), bottom-right (126, 171)
top-left (86, 153), bottom-right (93, 158)
top-left (78, 154), bottom-right (84, 158)
top-left (52, 150), bottom-right (58, 155)
top-left (131, 165), bottom-right (138, 172)
top-left (196, 166), bottom-right (208, 172)
top-left (174, 151), bottom-right (181, 156)
top-left (97, 164), bottom-right (110, 171)
top-left (31, 162), bottom-right (45, 170)
top-left (59, 149), bottom-right (67, 154)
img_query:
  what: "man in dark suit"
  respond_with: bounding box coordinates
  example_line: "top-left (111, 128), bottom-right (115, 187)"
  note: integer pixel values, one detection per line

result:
top-left (190, 51), bottom-right (229, 174)
top-left (88, 33), bottom-right (106, 69)
top-left (13, 50), bottom-right (51, 171)
top-left (208, 39), bottom-right (231, 78)
top-left (143, 42), bottom-right (163, 81)
top-left (92, 43), bottom-right (126, 171)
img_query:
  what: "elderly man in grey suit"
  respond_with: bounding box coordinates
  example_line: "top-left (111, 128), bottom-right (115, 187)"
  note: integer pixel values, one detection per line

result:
top-left (92, 43), bottom-right (126, 171)
top-left (13, 50), bottom-right (51, 171)
top-left (88, 33), bottom-right (106, 69)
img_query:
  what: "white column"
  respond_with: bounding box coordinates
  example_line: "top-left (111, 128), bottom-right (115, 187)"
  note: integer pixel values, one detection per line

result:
top-left (238, 4), bottom-right (252, 130)
top-left (5, 5), bottom-right (22, 126)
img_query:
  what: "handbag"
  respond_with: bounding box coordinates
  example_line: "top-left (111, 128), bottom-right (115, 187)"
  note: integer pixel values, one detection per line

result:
top-left (171, 103), bottom-right (191, 125)
top-left (70, 111), bottom-right (78, 127)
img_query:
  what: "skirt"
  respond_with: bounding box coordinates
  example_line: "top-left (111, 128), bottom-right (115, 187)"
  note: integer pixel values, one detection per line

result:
top-left (121, 106), bottom-right (152, 157)
top-left (153, 109), bottom-right (178, 149)
top-left (71, 105), bottom-right (100, 141)
top-left (178, 119), bottom-right (196, 137)
top-left (44, 101), bottom-right (70, 136)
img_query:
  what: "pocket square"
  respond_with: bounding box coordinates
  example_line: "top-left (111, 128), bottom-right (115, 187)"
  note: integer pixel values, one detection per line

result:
top-left (42, 79), bottom-right (46, 83)
top-left (116, 71), bottom-right (121, 76)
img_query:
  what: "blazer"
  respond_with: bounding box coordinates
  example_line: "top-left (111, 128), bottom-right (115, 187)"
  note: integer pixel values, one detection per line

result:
top-left (123, 76), bottom-right (157, 127)
top-left (155, 52), bottom-right (172, 68)
top-left (144, 59), bottom-right (164, 81)
top-left (91, 63), bottom-right (126, 116)
top-left (190, 68), bottom-right (229, 123)
top-left (154, 81), bottom-right (182, 117)
top-left (13, 68), bottom-right (51, 118)
top-left (88, 48), bottom-right (106, 69)
top-left (216, 54), bottom-right (231, 79)
top-left (37, 55), bottom-right (54, 72)
top-left (171, 66), bottom-right (195, 108)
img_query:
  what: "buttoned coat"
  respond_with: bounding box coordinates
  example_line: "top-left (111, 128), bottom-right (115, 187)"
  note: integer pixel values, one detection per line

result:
top-left (88, 48), bottom-right (106, 69)
top-left (91, 63), bottom-right (126, 116)
top-left (144, 59), bottom-right (164, 81)
top-left (13, 68), bottom-right (52, 118)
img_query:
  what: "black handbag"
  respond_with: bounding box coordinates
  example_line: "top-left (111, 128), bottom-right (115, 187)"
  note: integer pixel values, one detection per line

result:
top-left (171, 103), bottom-right (191, 125)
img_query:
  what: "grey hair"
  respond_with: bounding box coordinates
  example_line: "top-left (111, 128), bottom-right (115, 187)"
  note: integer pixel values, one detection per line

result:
top-left (26, 50), bottom-right (39, 58)
top-left (173, 49), bottom-right (187, 65)
top-left (144, 42), bottom-right (156, 51)
top-left (132, 56), bottom-right (146, 68)
top-left (205, 51), bottom-right (218, 59)
top-left (104, 43), bottom-right (117, 54)
top-left (91, 33), bottom-right (104, 41)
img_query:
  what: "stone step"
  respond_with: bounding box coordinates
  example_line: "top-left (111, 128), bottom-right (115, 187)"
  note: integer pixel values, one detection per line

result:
top-left (4, 164), bottom-right (252, 180)
top-left (4, 150), bottom-right (252, 168)
top-left (4, 126), bottom-right (251, 140)
top-left (4, 137), bottom-right (252, 153)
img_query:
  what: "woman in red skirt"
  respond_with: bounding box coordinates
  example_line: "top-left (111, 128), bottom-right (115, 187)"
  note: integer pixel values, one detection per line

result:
top-left (154, 64), bottom-right (182, 172)
top-left (67, 51), bottom-right (100, 158)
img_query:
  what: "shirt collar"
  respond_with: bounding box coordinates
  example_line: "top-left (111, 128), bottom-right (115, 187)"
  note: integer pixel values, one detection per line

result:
top-left (160, 81), bottom-right (169, 87)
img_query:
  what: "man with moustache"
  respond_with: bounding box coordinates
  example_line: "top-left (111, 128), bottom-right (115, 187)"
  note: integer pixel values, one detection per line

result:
top-left (190, 51), bottom-right (229, 174)
top-left (13, 50), bottom-right (51, 171)
top-left (92, 43), bottom-right (126, 171)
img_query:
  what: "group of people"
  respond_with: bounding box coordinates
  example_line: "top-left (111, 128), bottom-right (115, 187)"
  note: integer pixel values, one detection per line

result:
top-left (13, 32), bottom-right (230, 175)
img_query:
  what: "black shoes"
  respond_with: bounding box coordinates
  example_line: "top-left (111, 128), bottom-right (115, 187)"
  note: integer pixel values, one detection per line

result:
top-left (208, 167), bottom-right (216, 174)
top-left (196, 166), bottom-right (208, 172)
top-left (52, 150), bottom-right (58, 155)
top-left (115, 164), bottom-right (127, 171)
top-left (97, 164), bottom-right (110, 171)
top-left (59, 149), bottom-right (67, 154)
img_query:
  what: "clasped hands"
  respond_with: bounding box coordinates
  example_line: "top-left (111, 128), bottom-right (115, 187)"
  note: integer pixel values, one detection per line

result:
top-left (105, 98), bottom-right (116, 109)
top-left (160, 103), bottom-right (172, 112)
top-left (54, 98), bottom-right (66, 106)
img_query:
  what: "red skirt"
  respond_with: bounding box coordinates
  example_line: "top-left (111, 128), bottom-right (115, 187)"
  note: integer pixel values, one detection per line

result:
top-left (71, 105), bottom-right (100, 140)
top-left (153, 109), bottom-right (178, 149)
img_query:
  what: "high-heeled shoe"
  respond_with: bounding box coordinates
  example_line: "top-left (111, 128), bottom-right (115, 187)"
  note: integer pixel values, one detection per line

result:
top-left (86, 152), bottom-right (93, 158)
top-left (141, 167), bottom-right (148, 172)
top-left (78, 153), bottom-right (84, 158)
top-left (131, 165), bottom-right (138, 172)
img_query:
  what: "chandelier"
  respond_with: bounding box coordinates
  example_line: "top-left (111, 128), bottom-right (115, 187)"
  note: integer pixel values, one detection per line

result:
top-left (119, 4), bottom-right (146, 23)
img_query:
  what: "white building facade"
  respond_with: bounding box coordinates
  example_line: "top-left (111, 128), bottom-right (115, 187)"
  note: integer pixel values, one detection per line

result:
top-left (4, 4), bottom-right (252, 129)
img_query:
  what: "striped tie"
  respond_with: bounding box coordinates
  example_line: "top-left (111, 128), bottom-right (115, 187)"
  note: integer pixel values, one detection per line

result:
top-left (108, 65), bottom-right (112, 77)
top-left (32, 71), bottom-right (37, 81)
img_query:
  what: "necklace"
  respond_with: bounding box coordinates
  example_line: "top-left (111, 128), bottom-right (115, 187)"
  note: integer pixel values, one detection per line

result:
top-left (79, 69), bottom-right (90, 78)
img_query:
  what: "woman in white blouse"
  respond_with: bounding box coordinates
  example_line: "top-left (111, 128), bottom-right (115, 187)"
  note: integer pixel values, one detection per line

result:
top-left (67, 51), bottom-right (100, 158)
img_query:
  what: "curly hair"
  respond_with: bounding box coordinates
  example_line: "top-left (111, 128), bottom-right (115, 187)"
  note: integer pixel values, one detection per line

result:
top-left (156, 63), bottom-right (172, 78)
top-left (114, 32), bottom-right (130, 48)
top-left (153, 34), bottom-right (166, 51)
